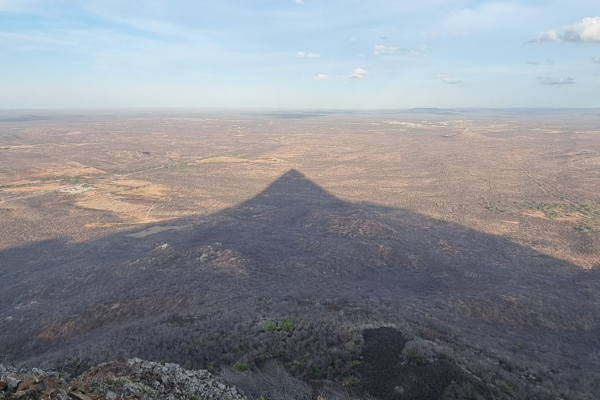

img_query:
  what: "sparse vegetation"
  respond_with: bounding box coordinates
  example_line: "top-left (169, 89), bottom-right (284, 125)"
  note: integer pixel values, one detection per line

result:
top-left (278, 318), bottom-right (295, 333)
top-left (307, 365), bottom-right (321, 378)
top-left (260, 320), bottom-right (277, 332)
top-left (515, 201), bottom-right (600, 235)
top-left (514, 342), bottom-right (526, 351)
top-left (402, 339), bottom-right (435, 365)
top-left (233, 362), bottom-right (249, 372)
top-left (483, 200), bottom-right (600, 236)
top-left (220, 361), bottom-right (312, 400)
top-left (482, 201), bottom-right (506, 214)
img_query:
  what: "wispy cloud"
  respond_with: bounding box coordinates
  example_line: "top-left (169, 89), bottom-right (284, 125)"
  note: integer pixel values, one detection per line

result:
top-left (373, 44), bottom-right (408, 56)
top-left (528, 30), bottom-right (561, 43)
top-left (313, 73), bottom-right (328, 80)
top-left (292, 0), bottom-right (304, 4)
top-left (529, 17), bottom-right (600, 43)
top-left (526, 61), bottom-right (538, 65)
top-left (380, 34), bottom-right (388, 39)
top-left (349, 68), bottom-right (369, 79)
top-left (593, 57), bottom-right (600, 64)
top-left (435, 74), bottom-right (462, 84)
top-left (296, 52), bottom-right (320, 58)
top-left (539, 77), bottom-right (575, 85)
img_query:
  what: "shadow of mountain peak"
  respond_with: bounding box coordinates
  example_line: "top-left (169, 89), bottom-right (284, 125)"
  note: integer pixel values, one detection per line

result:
top-left (241, 169), bottom-right (341, 207)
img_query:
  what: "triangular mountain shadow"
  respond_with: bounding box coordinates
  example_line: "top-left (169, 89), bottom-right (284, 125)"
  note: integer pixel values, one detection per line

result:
top-left (1, 170), bottom-right (599, 393)
top-left (239, 169), bottom-right (342, 207)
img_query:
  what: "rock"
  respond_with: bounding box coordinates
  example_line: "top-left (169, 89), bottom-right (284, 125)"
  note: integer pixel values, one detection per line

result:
top-left (16, 382), bottom-right (32, 392)
top-left (6, 377), bottom-right (20, 391)
top-left (33, 381), bottom-right (46, 392)
top-left (69, 392), bottom-right (92, 400)
top-left (1, 359), bottom-right (245, 400)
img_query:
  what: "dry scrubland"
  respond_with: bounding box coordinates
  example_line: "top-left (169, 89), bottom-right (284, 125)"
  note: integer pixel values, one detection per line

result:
top-left (0, 109), bottom-right (599, 400)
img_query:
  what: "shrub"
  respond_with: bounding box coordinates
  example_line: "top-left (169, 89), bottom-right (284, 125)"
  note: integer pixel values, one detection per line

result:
top-left (234, 362), bottom-right (248, 372)
top-left (514, 342), bottom-right (525, 351)
top-left (308, 365), bottom-right (321, 378)
top-left (220, 360), bottom-right (312, 400)
top-left (403, 348), bottom-right (425, 365)
top-left (260, 320), bottom-right (277, 332)
top-left (348, 360), bottom-right (365, 368)
top-left (343, 377), bottom-right (359, 387)
top-left (278, 318), bottom-right (295, 333)
top-left (402, 339), bottom-right (435, 365)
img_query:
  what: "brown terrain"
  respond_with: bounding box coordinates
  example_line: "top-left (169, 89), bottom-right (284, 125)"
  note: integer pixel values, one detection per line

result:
top-left (0, 109), bottom-right (599, 400)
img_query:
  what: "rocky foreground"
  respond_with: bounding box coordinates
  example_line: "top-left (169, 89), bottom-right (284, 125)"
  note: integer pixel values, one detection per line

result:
top-left (0, 359), bottom-right (244, 400)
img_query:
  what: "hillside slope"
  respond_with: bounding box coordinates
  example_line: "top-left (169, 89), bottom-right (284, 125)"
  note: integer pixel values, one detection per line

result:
top-left (1, 170), bottom-right (599, 399)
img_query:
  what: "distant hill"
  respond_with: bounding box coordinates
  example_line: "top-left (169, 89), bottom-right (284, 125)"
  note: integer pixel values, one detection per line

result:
top-left (0, 114), bottom-right (55, 122)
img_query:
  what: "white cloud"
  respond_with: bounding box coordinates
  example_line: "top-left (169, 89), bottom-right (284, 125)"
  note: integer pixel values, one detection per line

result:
top-left (380, 34), bottom-right (388, 39)
top-left (593, 57), bottom-right (600, 64)
top-left (563, 17), bottom-right (600, 43)
top-left (292, 0), bottom-right (304, 4)
top-left (374, 45), bottom-right (395, 55)
top-left (539, 77), bottom-right (575, 85)
top-left (416, 44), bottom-right (428, 52)
top-left (435, 74), bottom-right (462, 84)
top-left (313, 74), bottom-right (328, 80)
top-left (528, 30), bottom-right (561, 43)
top-left (374, 45), bottom-right (407, 56)
top-left (349, 68), bottom-right (369, 79)
top-left (296, 52), bottom-right (320, 58)
top-left (358, 53), bottom-right (366, 58)
top-left (529, 17), bottom-right (600, 43)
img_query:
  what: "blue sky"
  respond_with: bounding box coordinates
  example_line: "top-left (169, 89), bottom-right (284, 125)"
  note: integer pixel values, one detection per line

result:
top-left (0, 0), bottom-right (599, 108)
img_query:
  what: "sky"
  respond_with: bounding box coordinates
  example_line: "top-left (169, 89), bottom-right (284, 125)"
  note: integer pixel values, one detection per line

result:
top-left (0, 0), bottom-right (599, 109)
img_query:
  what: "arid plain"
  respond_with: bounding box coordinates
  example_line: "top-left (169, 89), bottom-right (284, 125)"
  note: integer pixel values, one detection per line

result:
top-left (1, 109), bottom-right (599, 399)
